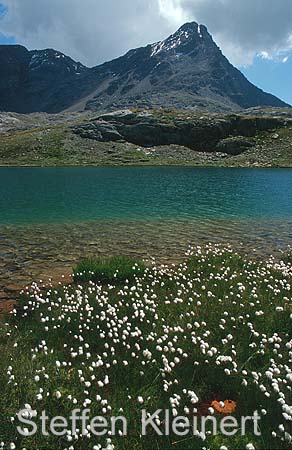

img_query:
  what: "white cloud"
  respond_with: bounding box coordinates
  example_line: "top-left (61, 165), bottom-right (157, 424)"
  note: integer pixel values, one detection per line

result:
top-left (1, 0), bottom-right (292, 67)
top-left (258, 51), bottom-right (273, 60)
top-left (0, 0), bottom-right (174, 66)
top-left (165, 0), bottom-right (292, 66)
top-left (158, 0), bottom-right (188, 27)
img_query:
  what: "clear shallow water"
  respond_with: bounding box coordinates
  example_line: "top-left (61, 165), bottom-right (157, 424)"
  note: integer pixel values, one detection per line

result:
top-left (1, 167), bottom-right (292, 224)
top-left (1, 167), bottom-right (292, 294)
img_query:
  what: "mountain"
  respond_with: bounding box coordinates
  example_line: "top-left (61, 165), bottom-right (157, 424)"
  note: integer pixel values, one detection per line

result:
top-left (0, 23), bottom-right (289, 113)
top-left (0, 45), bottom-right (97, 113)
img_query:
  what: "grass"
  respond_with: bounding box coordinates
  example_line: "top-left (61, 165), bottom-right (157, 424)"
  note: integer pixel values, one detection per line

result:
top-left (73, 255), bottom-right (147, 284)
top-left (279, 246), bottom-right (292, 265)
top-left (1, 111), bottom-right (292, 168)
top-left (0, 245), bottom-right (292, 449)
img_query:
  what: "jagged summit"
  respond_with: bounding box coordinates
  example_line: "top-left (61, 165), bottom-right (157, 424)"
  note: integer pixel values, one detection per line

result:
top-left (149, 22), bottom-right (212, 58)
top-left (86, 22), bottom-right (288, 112)
top-left (176, 21), bottom-right (205, 36)
top-left (0, 23), bottom-right (289, 113)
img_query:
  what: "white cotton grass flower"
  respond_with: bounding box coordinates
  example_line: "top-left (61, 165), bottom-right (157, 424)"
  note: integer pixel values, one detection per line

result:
top-left (55, 391), bottom-right (62, 400)
top-left (246, 444), bottom-right (256, 450)
top-left (3, 244), bottom-right (292, 449)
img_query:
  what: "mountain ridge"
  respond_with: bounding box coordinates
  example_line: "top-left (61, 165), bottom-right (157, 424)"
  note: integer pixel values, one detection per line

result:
top-left (0, 22), bottom-right (289, 113)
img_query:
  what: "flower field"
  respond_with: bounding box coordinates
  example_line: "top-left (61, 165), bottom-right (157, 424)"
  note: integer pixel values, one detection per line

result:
top-left (0, 245), bottom-right (291, 450)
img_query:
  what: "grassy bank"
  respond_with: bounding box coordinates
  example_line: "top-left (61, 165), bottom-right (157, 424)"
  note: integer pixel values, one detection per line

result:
top-left (0, 246), bottom-right (292, 449)
top-left (2, 126), bottom-right (292, 168)
top-left (1, 110), bottom-right (292, 168)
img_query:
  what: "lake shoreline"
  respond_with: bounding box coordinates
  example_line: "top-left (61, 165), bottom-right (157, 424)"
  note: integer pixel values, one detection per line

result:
top-left (1, 167), bottom-right (292, 296)
top-left (1, 160), bottom-right (292, 168)
top-left (0, 218), bottom-right (291, 305)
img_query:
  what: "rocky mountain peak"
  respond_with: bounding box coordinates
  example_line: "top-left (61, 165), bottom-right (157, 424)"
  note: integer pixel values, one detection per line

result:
top-left (29, 49), bottom-right (87, 76)
top-left (0, 23), bottom-right (289, 113)
top-left (150, 21), bottom-right (212, 58)
top-left (176, 21), bottom-right (205, 37)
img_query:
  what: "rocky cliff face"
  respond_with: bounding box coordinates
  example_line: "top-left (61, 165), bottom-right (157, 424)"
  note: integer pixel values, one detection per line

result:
top-left (73, 109), bottom-right (291, 154)
top-left (0, 23), bottom-right (289, 113)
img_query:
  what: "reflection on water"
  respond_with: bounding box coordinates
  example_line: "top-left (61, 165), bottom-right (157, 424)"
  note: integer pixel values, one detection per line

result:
top-left (1, 218), bottom-right (292, 294)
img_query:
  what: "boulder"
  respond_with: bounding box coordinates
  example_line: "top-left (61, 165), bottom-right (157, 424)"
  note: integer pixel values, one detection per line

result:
top-left (73, 120), bottom-right (122, 141)
top-left (216, 136), bottom-right (255, 155)
top-left (98, 110), bottom-right (139, 125)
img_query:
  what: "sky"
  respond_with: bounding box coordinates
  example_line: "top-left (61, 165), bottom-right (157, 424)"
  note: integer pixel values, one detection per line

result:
top-left (0, 0), bottom-right (291, 104)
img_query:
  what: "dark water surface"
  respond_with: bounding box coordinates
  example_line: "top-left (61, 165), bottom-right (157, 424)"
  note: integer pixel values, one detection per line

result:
top-left (1, 167), bottom-right (292, 293)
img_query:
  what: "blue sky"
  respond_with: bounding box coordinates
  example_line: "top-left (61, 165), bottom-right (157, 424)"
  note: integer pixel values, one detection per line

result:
top-left (0, 32), bottom-right (14, 44)
top-left (0, 0), bottom-right (291, 105)
top-left (242, 58), bottom-right (292, 105)
top-left (0, 3), bottom-right (14, 43)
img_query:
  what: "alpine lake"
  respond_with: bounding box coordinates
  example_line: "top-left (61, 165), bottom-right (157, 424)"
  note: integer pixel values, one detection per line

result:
top-left (1, 166), bottom-right (292, 295)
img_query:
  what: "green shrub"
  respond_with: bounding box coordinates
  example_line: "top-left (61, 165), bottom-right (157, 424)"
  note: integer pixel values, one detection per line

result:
top-left (73, 255), bottom-right (146, 284)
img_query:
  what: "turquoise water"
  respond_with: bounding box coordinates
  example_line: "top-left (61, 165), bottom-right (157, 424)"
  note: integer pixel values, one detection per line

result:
top-left (1, 166), bottom-right (292, 291)
top-left (1, 167), bottom-right (292, 224)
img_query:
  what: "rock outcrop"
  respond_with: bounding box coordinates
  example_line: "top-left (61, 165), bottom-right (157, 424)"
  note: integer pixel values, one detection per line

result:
top-left (73, 109), bottom-right (290, 154)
